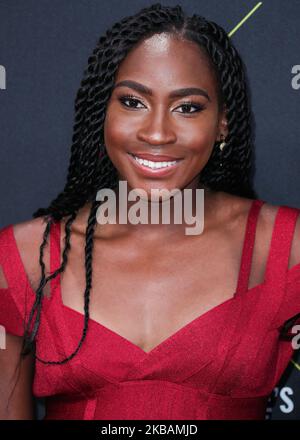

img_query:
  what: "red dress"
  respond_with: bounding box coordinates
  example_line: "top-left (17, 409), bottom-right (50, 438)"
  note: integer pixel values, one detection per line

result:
top-left (1, 199), bottom-right (300, 420)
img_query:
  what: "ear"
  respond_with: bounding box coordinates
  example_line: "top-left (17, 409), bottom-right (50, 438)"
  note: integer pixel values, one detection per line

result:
top-left (216, 106), bottom-right (229, 141)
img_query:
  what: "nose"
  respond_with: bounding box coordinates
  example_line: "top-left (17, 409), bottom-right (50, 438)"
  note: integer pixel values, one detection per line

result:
top-left (136, 107), bottom-right (177, 146)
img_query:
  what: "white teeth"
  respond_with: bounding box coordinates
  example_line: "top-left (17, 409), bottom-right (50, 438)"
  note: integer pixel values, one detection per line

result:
top-left (132, 155), bottom-right (178, 169)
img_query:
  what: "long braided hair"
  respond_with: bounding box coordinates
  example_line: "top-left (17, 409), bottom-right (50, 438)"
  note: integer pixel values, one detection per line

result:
top-left (19, 3), bottom-right (257, 366)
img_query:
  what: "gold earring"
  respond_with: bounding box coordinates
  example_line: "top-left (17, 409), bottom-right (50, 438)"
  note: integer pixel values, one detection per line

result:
top-left (218, 134), bottom-right (226, 168)
top-left (219, 134), bottom-right (226, 152)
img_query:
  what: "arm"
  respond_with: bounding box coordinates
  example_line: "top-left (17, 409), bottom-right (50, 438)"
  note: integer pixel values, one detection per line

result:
top-left (0, 220), bottom-right (48, 420)
top-left (0, 332), bottom-right (35, 420)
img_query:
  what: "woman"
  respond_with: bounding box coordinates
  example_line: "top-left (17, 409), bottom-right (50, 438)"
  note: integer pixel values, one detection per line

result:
top-left (1, 3), bottom-right (300, 420)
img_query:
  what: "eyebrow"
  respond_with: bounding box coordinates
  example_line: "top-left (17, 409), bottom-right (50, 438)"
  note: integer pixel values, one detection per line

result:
top-left (113, 80), bottom-right (211, 101)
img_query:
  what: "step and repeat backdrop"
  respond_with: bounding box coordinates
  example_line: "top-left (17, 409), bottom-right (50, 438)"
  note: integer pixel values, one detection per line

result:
top-left (0, 0), bottom-right (300, 420)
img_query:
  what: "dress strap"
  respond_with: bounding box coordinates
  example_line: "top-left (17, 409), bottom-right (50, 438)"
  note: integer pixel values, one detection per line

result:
top-left (263, 205), bottom-right (299, 289)
top-left (235, 199), bottom-right (265, 296)
top-left (49, 219), bottom-right (62, 298)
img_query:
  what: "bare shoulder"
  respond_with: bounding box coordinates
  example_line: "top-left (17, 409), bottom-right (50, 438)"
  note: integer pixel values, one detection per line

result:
top-left (210, 191), bottom-right (269, 228)
top-left (214, 191), bottom-right (282, 227)
top-left (215, 192), bottom-right (300, 270)
top-left (283, 202), bottom-right (300, 269)
top-left (256, 198), bottom-right (300, 269)
top-left (13, 216), bottom-right (50, 253)
top-left (11, 216), bottom-right (51, 292)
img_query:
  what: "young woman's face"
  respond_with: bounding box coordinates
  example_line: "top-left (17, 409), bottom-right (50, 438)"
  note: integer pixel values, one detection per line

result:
top-left (104, 33), bottom-right (228, 195)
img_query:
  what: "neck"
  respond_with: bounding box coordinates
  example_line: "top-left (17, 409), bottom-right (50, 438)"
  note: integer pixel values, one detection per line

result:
top-left (94, 181), bottom-right (215, 237)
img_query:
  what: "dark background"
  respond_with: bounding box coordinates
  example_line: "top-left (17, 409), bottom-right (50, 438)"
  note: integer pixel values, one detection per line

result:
top-left (0, 0), bottom-right (299, 419)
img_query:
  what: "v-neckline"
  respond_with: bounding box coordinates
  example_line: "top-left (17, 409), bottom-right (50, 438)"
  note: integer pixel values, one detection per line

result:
top-left (51, 198), bottom-right (264, 357)
top-left (59, 282), bottom-right (264, 357)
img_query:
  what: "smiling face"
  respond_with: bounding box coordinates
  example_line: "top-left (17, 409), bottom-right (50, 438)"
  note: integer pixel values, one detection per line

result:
top-left (103, 33), bottom-right (228, 196)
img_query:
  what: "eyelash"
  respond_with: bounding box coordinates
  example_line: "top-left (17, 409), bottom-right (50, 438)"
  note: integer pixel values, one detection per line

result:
top-left (118, 94), bottom-right (206, 115)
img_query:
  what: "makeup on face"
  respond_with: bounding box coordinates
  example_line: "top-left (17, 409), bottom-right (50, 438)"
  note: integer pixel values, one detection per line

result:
top-left (104, 34), bottom-right (227, 193)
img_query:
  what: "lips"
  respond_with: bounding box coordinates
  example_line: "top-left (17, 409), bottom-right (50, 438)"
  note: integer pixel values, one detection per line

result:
top-left (127, 151), bottom-right (182, 178)
top-left (129, 152), bottom-right (183, 162)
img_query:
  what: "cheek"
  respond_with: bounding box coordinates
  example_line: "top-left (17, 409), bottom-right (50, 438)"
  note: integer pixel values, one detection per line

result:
top-left (181, 120), bottom-right (218, 158)
top-left (103, 109), bottom-right (135, 177)
top-left (104, 108), bottom-right (134, 155)
top-left (104, 101), bottom-right (219, 162)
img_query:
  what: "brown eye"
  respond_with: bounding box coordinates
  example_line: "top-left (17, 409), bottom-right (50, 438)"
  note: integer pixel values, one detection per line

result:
top-left (118, 95), bottom-right (205, 115)
top-left (174, 101), bottom-right (206, 114)
top-left (119, 95), bottom-right (145, 109)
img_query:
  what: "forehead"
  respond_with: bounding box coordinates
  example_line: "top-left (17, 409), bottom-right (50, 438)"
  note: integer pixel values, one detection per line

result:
top-left (114, 33), bottom-right (218, 95)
